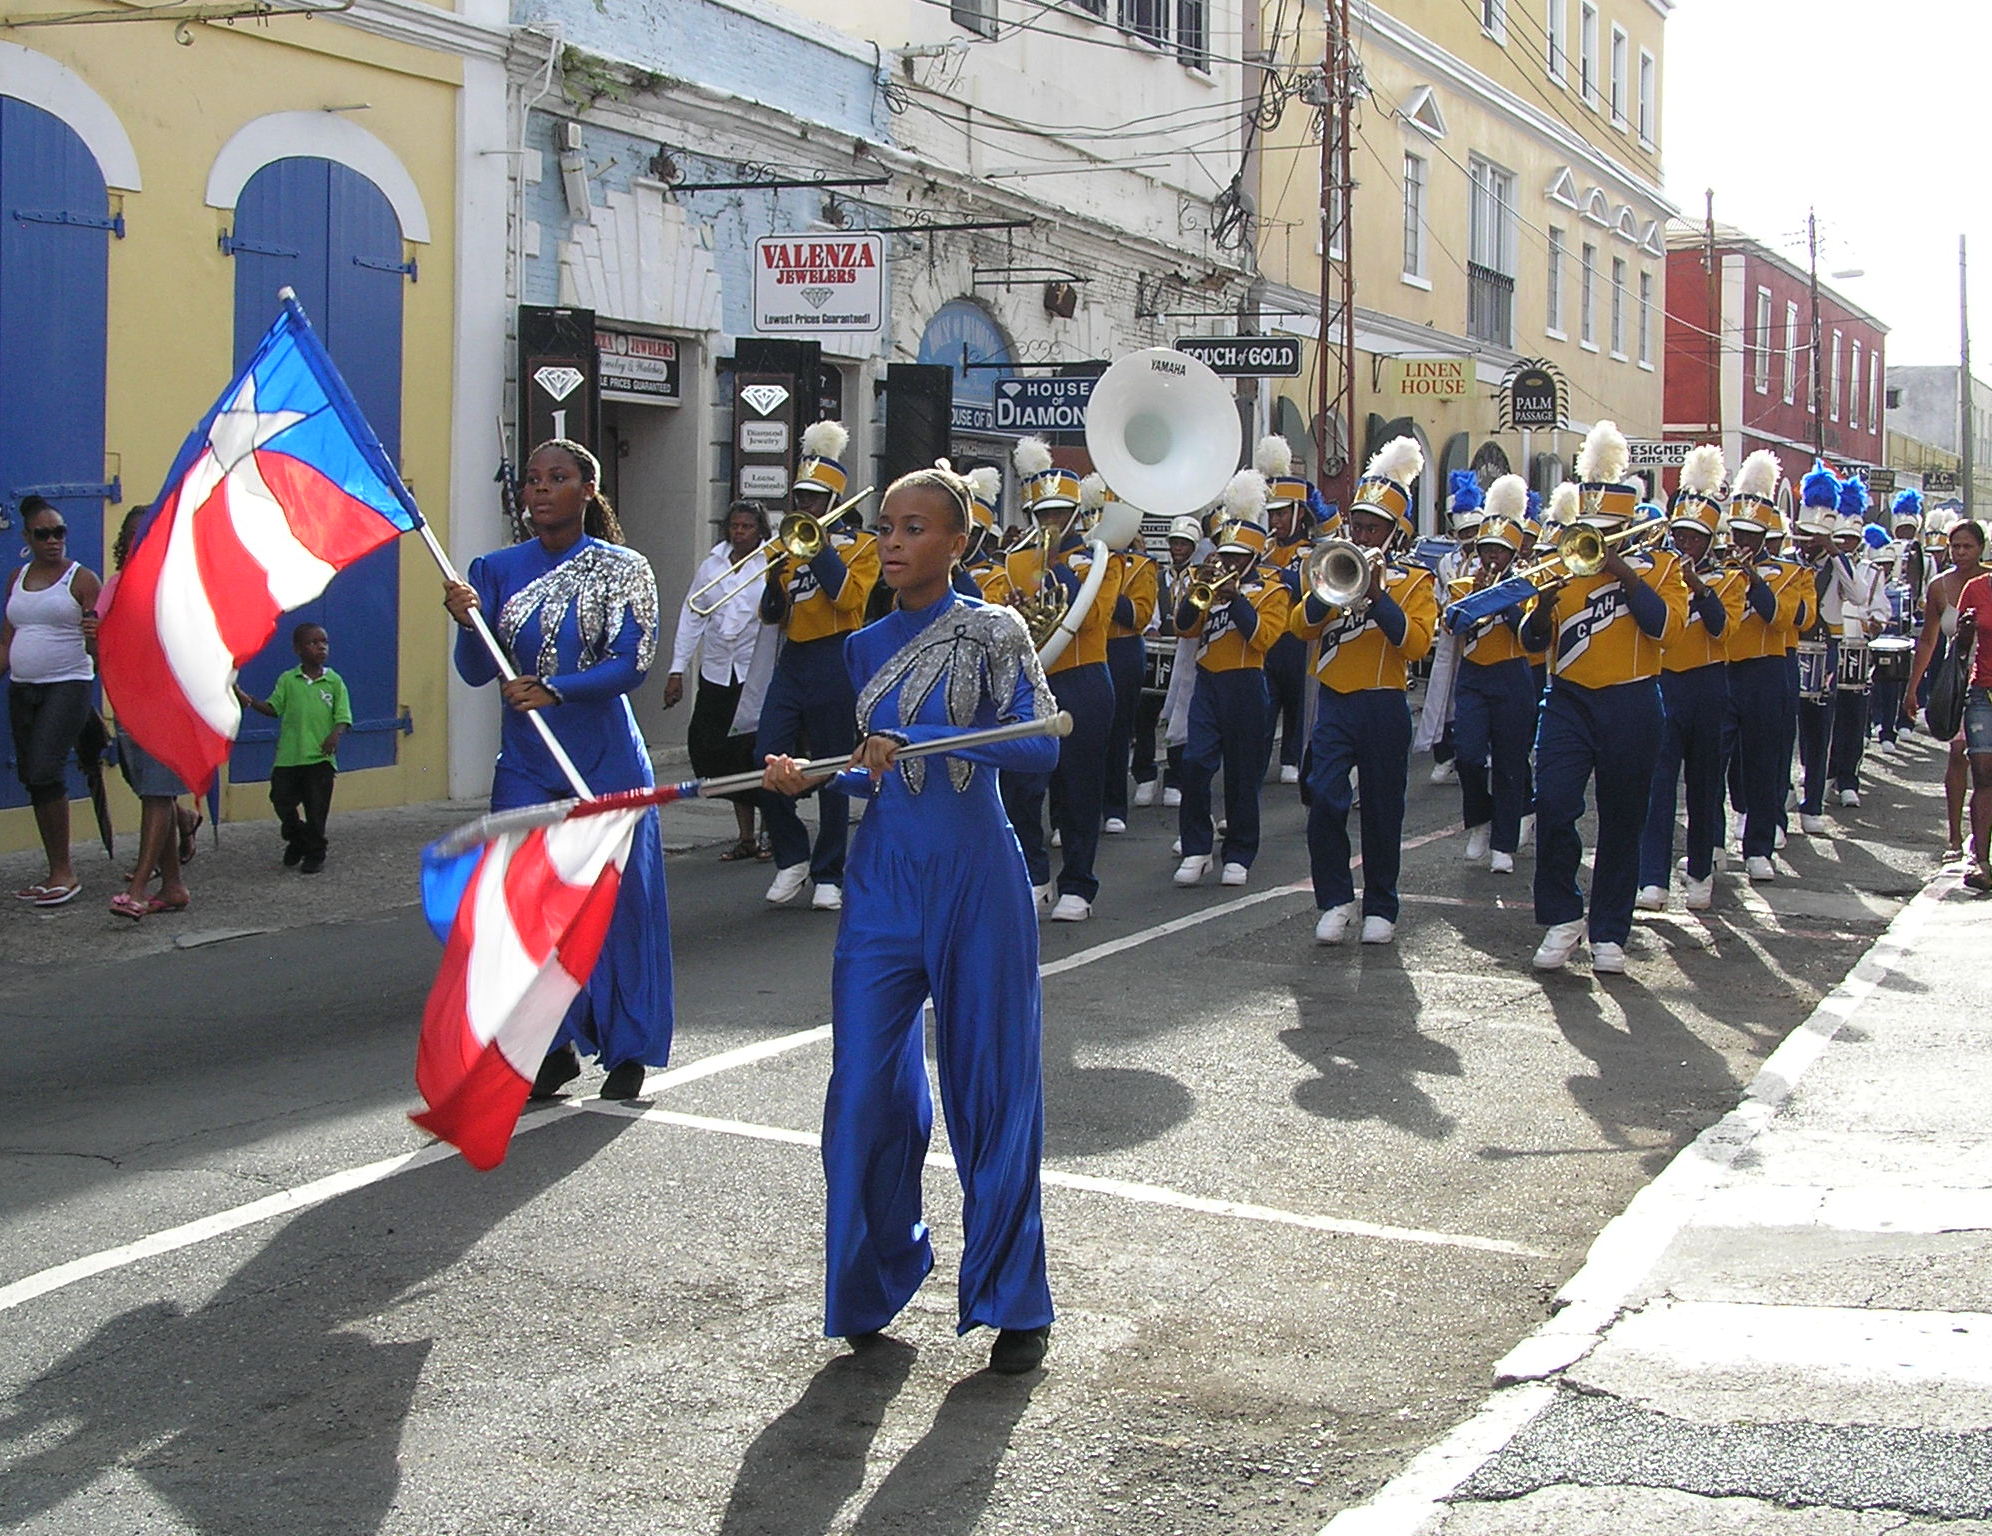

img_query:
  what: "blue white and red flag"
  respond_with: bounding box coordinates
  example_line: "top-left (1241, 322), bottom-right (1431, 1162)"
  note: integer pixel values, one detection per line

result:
top-left (412, 807), bottom-right (641, 1169)
top-left (98, 296), bottom-right (420, 793)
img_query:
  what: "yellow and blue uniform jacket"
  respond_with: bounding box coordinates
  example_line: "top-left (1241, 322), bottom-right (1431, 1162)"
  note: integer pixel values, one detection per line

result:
top-left (1288, 562), bottom-right (1438, 692)
top-left (762, 525), bottom-right (879, 644)
top-left (1005, 534), bottom-right (1123, 673)
top-left (1522, 547), bottom-right (1688, 687)
top-left (1177, 566), bottom-right (1292, 672)
top-left (1728, 559), bottom-right (1812, 662)
top-left (1664, 565), bottom-right (1749, 672)
top-left (1109, 552), bottom-right (1159, 641)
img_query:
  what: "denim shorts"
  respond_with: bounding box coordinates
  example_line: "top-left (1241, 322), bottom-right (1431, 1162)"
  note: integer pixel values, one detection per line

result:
top-left (1966, 687), bottom-right (1992, 755)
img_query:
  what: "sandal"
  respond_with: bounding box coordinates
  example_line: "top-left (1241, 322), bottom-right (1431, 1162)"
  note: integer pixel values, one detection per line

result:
top-left (177, 806), bottom-right (203, 864)
top-left (1966, 870), bottom-right (1992, 894)
top-left (32, 883), bottom-right (81, 908)
top-left (110, 893), bottom-right (149, 921)
top-left (755, 837), bottom-right (774, 862)
top-left (15, 884), bottom-right (52, 902)
top-left (718, 838), bottom-right (759, 863)
top-left (147, 894), bottom-right (191, 914)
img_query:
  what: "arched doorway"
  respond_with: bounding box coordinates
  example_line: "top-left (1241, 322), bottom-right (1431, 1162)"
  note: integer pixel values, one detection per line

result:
top-left (226, 157), bottom-right (411, 779)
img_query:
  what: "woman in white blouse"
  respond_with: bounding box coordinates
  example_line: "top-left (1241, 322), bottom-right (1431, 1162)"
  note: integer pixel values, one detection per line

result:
top-left (665, 500), bottom-right (774, 860)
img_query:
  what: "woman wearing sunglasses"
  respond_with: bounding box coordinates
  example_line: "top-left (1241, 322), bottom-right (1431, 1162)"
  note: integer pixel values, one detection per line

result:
top-left (1, 497), bottom-right (102, 906)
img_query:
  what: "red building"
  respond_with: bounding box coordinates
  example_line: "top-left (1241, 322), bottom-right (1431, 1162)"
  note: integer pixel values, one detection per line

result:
top-left (1664, 224), bottom-right (1887, 498)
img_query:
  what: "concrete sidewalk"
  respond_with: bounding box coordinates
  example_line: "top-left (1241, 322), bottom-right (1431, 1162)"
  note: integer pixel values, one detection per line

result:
top-left (1329, 867), bottom-right (1992, 1534)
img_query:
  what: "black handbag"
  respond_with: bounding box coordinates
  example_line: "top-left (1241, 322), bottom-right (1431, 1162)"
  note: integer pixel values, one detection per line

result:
top-left (1928, 645), bottom-right (1970, 741)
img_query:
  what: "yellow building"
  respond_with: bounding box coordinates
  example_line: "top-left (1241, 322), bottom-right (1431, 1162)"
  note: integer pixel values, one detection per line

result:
top-left (1256, 0), bottom-right (1673, 526)
top-left (0, 4), bottom-right (485, 854)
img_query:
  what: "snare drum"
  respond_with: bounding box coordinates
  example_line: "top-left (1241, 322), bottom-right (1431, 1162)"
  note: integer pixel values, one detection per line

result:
top-left (1836, 637), bottom-right (1872, 693)
top-left (1142, 636), bottom-right (1178, 696)
top-left (1797, 638), bottom-right (1832, 703)
top-left (1870, 635), bottom-right (1915, 684)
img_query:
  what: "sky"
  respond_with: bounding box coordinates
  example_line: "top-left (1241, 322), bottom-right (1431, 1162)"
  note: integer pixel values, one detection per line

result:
top-left (1661, 0), bottom-right (1989, 365)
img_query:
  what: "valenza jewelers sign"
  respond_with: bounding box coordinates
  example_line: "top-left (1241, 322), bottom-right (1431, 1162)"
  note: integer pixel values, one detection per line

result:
top-left (752, 235), bottom-right (885, 335)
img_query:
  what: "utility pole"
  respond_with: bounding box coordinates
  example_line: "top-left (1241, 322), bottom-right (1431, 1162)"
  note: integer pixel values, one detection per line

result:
top-left (1963, 233), bottom-right (1974, 517)
top-left (1809, 208), bottom-right (1825, 458)
top-left (1704, 189), bottom-right (1720, 439)
top-left (1316, 0), bottom-right (1358, 518)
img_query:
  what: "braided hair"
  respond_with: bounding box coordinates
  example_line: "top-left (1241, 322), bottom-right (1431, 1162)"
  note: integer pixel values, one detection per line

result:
top-left (527, 438), bottom-right (626, 544)
top-left (884, 458), bottom-right (975, 532)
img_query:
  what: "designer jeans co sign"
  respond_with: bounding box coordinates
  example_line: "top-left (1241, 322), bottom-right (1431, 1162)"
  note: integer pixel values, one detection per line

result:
top-left (753, 234), bottom-right (885, 335)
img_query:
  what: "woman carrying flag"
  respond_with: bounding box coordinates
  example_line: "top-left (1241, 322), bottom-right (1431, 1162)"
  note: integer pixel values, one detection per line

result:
top-left (763, 461), bottom-right (1059, 1375)
top-left (442, 438), bottom-right (671, 1102)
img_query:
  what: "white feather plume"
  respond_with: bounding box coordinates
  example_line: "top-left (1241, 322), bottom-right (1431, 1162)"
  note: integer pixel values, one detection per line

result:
top-left (1254, 434), bottom-right (1294, 479)
top-left (1221, 469), bottom-right (1268, 520)
top-left (1363, 435), bottom-right (1423, 487)
top-left (1080, 472), bottom-right (1109, 512)
top-left (1547, 483), bottom-right (1580, 525)
top-left (1732, 449), bottom-right (1781, 502)
top-left (1484, 473), bottom-right (1528, 523)
top-left (800, 419), bottom-right (848, 461)
top-left (1576, 419), bottom-right (1629, 485)
top-left (1013, 436), bottom-right (1053, 478)
top-left (1680, 444), bottom-right (1726, 498)
top-left (965, 465), bottom-right (1001, 505)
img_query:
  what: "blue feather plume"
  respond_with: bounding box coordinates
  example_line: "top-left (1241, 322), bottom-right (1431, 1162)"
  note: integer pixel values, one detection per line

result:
top-left (1800, 460), bottom-right (1842, 510)
top-left (1863, 524), bottom-right (1888, 549)
top-left (1892, 487), bottom-right (1925, 520)
top-left (1526, 489), bottom-right (1543, 523)
top-left (1837, 474), bottom-right (1869, 519)
top-left (1448, 469), bottom-right (1484, 513)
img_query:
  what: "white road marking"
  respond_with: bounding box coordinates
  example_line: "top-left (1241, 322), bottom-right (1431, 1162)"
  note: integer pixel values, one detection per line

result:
top-left (583, 1103), bottom-right (1545, 1258)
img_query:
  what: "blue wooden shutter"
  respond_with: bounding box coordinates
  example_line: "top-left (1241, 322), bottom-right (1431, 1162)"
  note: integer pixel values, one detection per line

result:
top-left (228, 157), bottom-right (410, 780)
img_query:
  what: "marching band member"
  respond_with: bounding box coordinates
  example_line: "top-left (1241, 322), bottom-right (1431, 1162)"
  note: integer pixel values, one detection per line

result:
top-left (1258, 436), bottom-right (1314, 788)
top-left (1452, 475), bottom-right (1542, 876)
top-left (1825, 487), bottom-right (1889, 804)
top-left (1417, 472), bottom-right (1485, 787)
top-left (757, 419), bottom-right (879, 912)
top-left (1715, 452), bottom-right (1807, 882)
top-left (1792, 463), bottom-right (1862, 835)
top-left (956, 465), bottom-right (1006, 599)
top-left (1097, 474), bottom-right (1157, 834)
top-left (762, 462), bottom-right (1057, 1373)
top-left (1521, 422), bottom-right (1687, 973)
top-left (1133, 516), bottom-right (1202, 809)
top-left (1173, 472), bottom-right (1293, 889)
top-left (1291, 438), bottom-right (1436, 944)
top-left (1637, 446), bottom-right (1744, 912)
top-left (1002, 438), bottom-right (1120, 922)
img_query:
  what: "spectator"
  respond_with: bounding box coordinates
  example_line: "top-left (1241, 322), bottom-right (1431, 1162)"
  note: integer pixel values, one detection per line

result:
top-left (235, 622), bottom-right (350, 874)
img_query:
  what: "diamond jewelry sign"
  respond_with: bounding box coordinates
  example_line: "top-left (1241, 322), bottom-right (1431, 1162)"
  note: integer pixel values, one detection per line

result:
top-left (753, 235), bottom-right (884, 335)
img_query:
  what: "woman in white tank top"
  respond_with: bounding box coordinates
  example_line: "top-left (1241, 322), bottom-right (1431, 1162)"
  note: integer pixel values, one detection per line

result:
top-left (1, 498), bottom-right (103, 905)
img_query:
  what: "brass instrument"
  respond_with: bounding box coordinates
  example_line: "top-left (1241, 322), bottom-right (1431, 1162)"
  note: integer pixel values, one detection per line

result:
top-left (1009, 520), bottom-right (1075, 648)
top-left (1183, 556), bottom-right (1242, 614)
top-left (686, 485), bottom-right (873, 617)
top-left (1505, 516), bottom-right (1664, 594)
top-left (1303, 537), bottom-right (1380, 609)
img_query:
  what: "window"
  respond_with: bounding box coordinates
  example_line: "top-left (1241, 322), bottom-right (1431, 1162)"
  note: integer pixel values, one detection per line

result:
top-left (1579, 3), bottom-right (1599, 105)
top-left (1546, 0), bottom-right (1567, 81)
top-left (1609, 25), bottom-right (1629, 127)
top-left (1119, 0), bottom-right (1165, 44)
top-left (1482, 0), bottom-right (1507, 41)
top-left (1467, 156), bottom-right (1517, 345)
top-left (1610, 256), bottom-right (1627, 357)
top-left (1176, 0), bottom-right (1207, 69)
top-left (1637, 50), bottom-right (1657, 146)
top-left (1071, 0), bottom-right (1106, 13)
top-left (1753, 287), bottom-right (1773, 393)
top-left (1402, 152), bottom-right (1428, 280)
top-left (1638, 270), bottom-right (1653, 366)
top-left (1871, 365), bottom-right (1881, 429)
top-left (951, 0), bottom-right (996, 37)
top-left (1784, 300), bottom-right (1800, 404)
top-left (1829, 329), bottom-right (1842, 420)
top-left (1547, 226), bottom-right (1566, 336)
top-left (1849, 341), bottom-right (1862, 428)
top-left (1580, 242), bottom-right (1597, 346)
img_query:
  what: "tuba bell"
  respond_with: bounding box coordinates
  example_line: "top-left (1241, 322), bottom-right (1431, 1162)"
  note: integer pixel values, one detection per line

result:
top-left (1083, 348), bottom-right (1240, 518)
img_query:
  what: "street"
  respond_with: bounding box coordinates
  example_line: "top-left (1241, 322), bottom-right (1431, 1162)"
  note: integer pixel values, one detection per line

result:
top-left (0, 734), bottom-right (1957, 1536)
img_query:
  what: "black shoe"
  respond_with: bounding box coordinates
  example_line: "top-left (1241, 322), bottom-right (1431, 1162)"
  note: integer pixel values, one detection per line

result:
top-left (300, 855), bottom-right (325, 875)
top-left (987, 1326), bottom-right (1050, 1375)
top-left (282, 842), bottom-right (305, 868)
top-left (599, 1060), bottom-right (648, 1100)
top-left (528, 1044), bottom-right (582, 1100)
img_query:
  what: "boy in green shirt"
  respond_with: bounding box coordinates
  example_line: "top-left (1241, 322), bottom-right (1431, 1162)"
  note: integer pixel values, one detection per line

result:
top-left (235, 623), bottom-right (352, 874)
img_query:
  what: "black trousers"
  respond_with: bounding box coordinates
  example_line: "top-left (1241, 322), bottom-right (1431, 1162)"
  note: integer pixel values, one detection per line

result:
top-left (270, 761), bottom-right (336, 861)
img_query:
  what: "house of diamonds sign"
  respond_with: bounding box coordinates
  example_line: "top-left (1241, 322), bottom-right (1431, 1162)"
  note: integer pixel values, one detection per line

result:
top-left (752, 235), bottom-right (884, 335)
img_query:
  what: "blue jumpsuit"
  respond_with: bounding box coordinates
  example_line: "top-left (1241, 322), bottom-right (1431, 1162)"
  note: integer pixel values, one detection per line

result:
top-left (454, 536), bottom-right (674, 1070)
top-left (823, 589), bottom-right (1059, 1339)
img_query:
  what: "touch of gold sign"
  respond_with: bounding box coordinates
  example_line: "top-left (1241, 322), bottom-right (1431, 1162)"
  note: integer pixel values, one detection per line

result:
top-left (1384, 357), bottom-right (1470, 399)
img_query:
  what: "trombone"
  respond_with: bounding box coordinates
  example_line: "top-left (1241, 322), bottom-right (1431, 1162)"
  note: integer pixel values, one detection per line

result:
top-left (1504, 516), bottom-right (1662, 595)
top-left (686, 486), bottom-right (873, 617)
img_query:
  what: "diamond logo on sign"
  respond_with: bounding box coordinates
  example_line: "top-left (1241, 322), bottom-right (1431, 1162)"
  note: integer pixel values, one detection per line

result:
top-left (740, 384), bottom-right (790, 417)
top-left (533, 365), bottom-right (585, 403)
top-left (801, 287), bottom-right (833, 310)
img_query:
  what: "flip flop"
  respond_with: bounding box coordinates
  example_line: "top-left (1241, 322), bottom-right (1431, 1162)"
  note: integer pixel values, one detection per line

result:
top-left (109, 893), bottom-right (149, 921)
top-left (146, 894), bottom-right (190, 914)
top-left (177, 806), bottom-right (203, 864)
top-left (15, 885), bottom-right (51, 902)
top-left (718, 839), bottom-right (759, 862)
top-left (32, 883), bottom-right (81, 908)
top-left (1966, 870), bottom-right (1992, 894)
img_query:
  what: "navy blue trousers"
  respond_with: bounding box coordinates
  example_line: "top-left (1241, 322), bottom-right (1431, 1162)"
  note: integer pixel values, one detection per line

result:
top-left (1103, 635), bottom-right (1145, 820)
top-left (1829, 681), bottom-right (1868, 791)
top-left (1728, 655), bottom-right (1787, 859)
top-left (1263, 633), bottom-right (1307, 770)
top-left (756, 635), bottom-right (855, 883)
top-left (1777, 653), bottom-right (1800, 832)
top-left (1305, 685), bottom-right (1412, 919)
top-left (1534, 677), bottom-right (1663, 946)
top-left (1455, 657), bottom-right (1536, 854)
top-left (1180, 667), bottom-right (1271, 868)
top-left (1641, 664), bottom-right (1729, 886)
top-left (1796, 639), bottom-right (1838, 815)
top-left (1004, 662), bottom-right (1113, 900)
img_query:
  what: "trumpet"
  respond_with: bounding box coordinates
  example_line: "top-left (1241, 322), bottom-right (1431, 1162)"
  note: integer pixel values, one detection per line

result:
top-left (1183, 557), bottom-right (1242, 614)
top-left (1304, 537), bottom-right (1381, 610)
top-left (1505, 516), bottom-right (1663, 594)
top-left (686, 486), bottom-right (873, 617)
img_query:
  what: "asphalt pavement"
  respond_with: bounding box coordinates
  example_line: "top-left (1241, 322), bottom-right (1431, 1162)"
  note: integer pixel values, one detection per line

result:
top-left (0, 722), bottom-right (1969, 1534)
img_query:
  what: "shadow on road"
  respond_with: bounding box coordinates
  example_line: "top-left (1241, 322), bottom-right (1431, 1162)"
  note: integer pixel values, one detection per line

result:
top-left (1281, 953), bottom-right (1459, 1140)
top-left (0, 1110), bottom-right (629, 1535)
